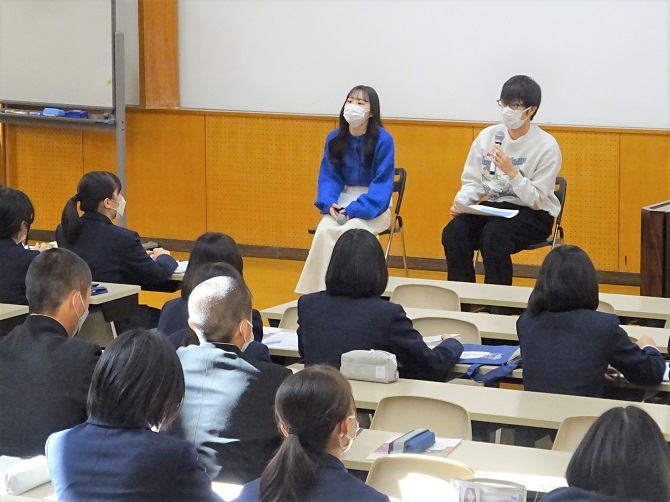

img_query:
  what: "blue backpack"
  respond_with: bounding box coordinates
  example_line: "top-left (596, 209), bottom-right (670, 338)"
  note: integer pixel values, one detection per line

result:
top-left (459, 344), bottom-right (522, 384)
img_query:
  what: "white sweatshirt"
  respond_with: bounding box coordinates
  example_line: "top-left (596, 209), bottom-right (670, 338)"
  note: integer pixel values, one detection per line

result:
top-left (454, 123), bottom-right (562, 217)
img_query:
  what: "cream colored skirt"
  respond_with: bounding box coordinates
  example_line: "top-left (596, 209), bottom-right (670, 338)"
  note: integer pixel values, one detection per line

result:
top-left (295, 186), bottom-right (391, 294)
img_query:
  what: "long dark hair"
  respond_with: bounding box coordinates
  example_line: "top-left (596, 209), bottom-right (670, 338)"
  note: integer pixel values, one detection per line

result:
top-left (259, 365), bottom-right (353, 502)
top-left (526, 245), bottom-right (599, 315)
top-left (326, 229), bottom-right (388, 298)
top-left (181, 232), bottom-right (243, 299)
top-left (0, 187), bottom-right (35, 240)
top-left (566, 406), bottom-right (670, 501)
top-left (60, 171), bottom-right (122, 243)
top-left (328, 85), bottom-right (382, 169)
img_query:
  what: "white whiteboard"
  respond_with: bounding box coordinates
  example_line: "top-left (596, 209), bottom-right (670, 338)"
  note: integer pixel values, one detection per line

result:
top-left (179, 0), bottom-right (670, 129)
top-left (0, 0), bottom-right (139, 108)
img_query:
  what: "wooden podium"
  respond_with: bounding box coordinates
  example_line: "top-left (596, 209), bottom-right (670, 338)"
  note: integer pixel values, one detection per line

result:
top-left (641, 200), bottom-right (670, 297)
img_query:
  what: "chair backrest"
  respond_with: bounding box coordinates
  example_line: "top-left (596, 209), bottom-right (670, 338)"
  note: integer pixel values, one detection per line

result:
top-left (278, 306), bottom-right (298, 330)
top-left (391, 167), bottom-right (407, 218)
top-left (552, 415), bottom-right (598, 452)
top-left (596, 301), bottom-right (616, 314)
top-left (366, 455), bottom-right (475, 502)
top-left (389, 284), bottom-right (461, 311)
top-left (411, 316), bottom-right (481, 345)
top-left (370, 396), bottom-right (472, 440)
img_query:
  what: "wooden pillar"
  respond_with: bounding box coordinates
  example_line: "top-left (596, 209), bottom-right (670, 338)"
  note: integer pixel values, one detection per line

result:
top-left (138, 0), bottom-right (179, 108)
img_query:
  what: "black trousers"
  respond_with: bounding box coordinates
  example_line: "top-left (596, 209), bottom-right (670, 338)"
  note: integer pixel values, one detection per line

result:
top-left (442, 201), bottom-right (554, 285)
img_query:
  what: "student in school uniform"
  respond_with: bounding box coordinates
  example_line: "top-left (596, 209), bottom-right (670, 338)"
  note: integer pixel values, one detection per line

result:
top-left (297, 229), bottom-right (463, 382)
top-left (46, 329), bottom-right (222, 502)
top-left (517, 245), bottom-right (665, 398)
top-left (56, 171), bottom-right (178, 289)
top-left (236, 365), bottom-right (389, 502)
top-left (165, 262), bottom-right (271, 363)
top-left (543, 407), bottom-right (670, 501)
top-left (158, 231), bottom-right (263, 341)
top-left (295, 85), bottom-right (395, 295)
top-left (169, 275), bottom-right (291, 484)
top-left (0, 249), bottom-right (101, 458)
top-left (0, 187), bottom-right (46, 307)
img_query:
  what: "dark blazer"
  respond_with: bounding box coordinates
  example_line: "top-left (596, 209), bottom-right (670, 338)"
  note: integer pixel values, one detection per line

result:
top-left (517, 309), bottom-right (666, 397)
top-left (0, 238), bottom-right (39, 305)
top-left (542, 486), bottom-right (649, 501)
top-left (236, 454), bottom-right (390, 502)
top-left (158, 296), bottom-right (264, 341)
top-left (55, 211), bottom-right (177, 289)
top-left (46, 418), bottom-right (222, 502)
top-left (0, 315), bottom-right (101, 457)
top-left (297, 292), bottom-right (463, 381)
top-left (166, 327), bottom-right (272, 363)
top-left (170, 342), bottom-right (291, 484)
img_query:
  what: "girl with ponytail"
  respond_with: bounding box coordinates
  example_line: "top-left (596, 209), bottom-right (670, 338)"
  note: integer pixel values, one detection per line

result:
top-left (55, 171), bottom-right (178, 291)
top-left (236, 365), bottom-right (389, 502)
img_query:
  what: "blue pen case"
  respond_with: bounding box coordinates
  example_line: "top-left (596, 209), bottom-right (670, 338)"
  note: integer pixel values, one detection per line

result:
top-left (91, 283), bottom-right (109, 295)
top-left (388, 429), bottom-right (436, 454)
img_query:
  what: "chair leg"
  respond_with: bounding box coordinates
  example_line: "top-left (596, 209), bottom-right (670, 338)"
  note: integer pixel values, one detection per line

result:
top-left (384, 229), bottom-right (394, 260)
top-left (472, 249), bottom-right (481, 269)
top-left (399, 227), bottom-right (408, 277)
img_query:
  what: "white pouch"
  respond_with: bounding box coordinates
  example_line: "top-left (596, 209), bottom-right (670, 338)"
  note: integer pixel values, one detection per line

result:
top-left (340, 349), bottom-right (399, 383)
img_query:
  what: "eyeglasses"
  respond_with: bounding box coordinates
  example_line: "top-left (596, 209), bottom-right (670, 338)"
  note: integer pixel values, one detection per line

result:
top-left (497, 99), bottom-right (526, 110)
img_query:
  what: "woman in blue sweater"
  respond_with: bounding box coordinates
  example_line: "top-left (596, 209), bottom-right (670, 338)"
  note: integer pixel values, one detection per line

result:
top-left (296, 85), bottom-right (395, 294)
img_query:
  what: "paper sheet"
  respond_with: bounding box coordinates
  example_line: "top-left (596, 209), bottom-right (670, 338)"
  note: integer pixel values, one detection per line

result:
top-left (367, 434), bottom-right (462, 461)
top-left (454, 201), bottom-right (518, 218)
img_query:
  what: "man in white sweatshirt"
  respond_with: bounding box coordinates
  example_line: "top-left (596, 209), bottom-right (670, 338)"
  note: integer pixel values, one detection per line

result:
top-left (442, 75), bottom-right (562, 287)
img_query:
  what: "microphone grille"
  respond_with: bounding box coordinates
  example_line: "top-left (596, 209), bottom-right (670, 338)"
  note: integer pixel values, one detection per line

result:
top-left (495, 131), bottom-right (505, 142)
top-left (336, 213), bottom-right (347, 225)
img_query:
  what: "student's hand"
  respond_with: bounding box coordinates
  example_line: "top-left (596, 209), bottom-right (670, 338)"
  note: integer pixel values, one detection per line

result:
top-left (491, 145), bottom-right (516, 178)
top-left (450, 204), bottom-right (463, 217)
top-left (635, 335), bottom-right (658, 349)
top-left (604, 365), bottom-right (623, 381)
top-left (149, 247), bottom-right (171, 260)
top-left (34, 242), bottom-right (49, 252)
top-left (441, 333), bottom-right (461, 341)
top-left (329, 203), bottom-right (345, 219)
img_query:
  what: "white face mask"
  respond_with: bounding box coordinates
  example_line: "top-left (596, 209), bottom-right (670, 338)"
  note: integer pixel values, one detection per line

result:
top-left (16, 221), bottom-right (29, 245)
top-left (343, 104), bottom-right (368, 127)
top-left (339, 415), bottom-right (359, 454)
top-left (501, 106), bottom-right (530, 130)
top-left (72, 293), bottom-right (89, 336)
top-left (241, 319), bottom-right (253, 352)
top-left (111, 196), bottom-right (126, 218)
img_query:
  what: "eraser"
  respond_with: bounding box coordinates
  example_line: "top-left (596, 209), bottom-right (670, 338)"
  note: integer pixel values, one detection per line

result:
top-left (43, 108), bottom-right (65, 117)
top-left (65, 110), bottom-right (88, 119)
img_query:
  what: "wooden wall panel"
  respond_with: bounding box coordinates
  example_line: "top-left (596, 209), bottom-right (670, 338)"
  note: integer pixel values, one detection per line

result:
top-left (205, 115), bottom-right (336, 248)
top-left (125, 111), bottom-right (206, 239)
top-left (544, 131), bottom-right (620, 271)
top-left (5, 109), bottom-right (670, 277)
top-left (385, 121), bottom-right (474, 259)
top-left (82, 131), bottom-right (116, 173)
top-left (12, 127), bottom-right (83, 232)
top-left (619, 134), bottom-right (670, 273)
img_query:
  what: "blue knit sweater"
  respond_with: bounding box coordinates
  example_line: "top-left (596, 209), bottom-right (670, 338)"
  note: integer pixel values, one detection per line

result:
top-left (314, 127), bottom-right (395, 220)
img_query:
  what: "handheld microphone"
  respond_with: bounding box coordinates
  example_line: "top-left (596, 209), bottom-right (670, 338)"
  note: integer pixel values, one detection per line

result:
top-left (336, 212), bottom-right (347, 225)
top-left (490, 131), bottom-right (505, 175)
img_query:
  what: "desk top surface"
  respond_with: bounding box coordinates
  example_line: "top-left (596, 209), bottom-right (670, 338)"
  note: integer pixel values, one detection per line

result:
top-left (260, 279), bottom-right (670, 320)
top-left (343, 429), bottom-right (570, 493)
top-left (348, 377), bottom-right (670, 437)
top-left (88, 282), bottom-right (141, 305)
top-left (260, 305), bottom-right (670, 352)
top-left (0, 303), bottom-right (29, 320)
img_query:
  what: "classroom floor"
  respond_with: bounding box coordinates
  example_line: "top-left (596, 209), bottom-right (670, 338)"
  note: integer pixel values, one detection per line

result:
top-left (140, 257), bottom-right (640, 313)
